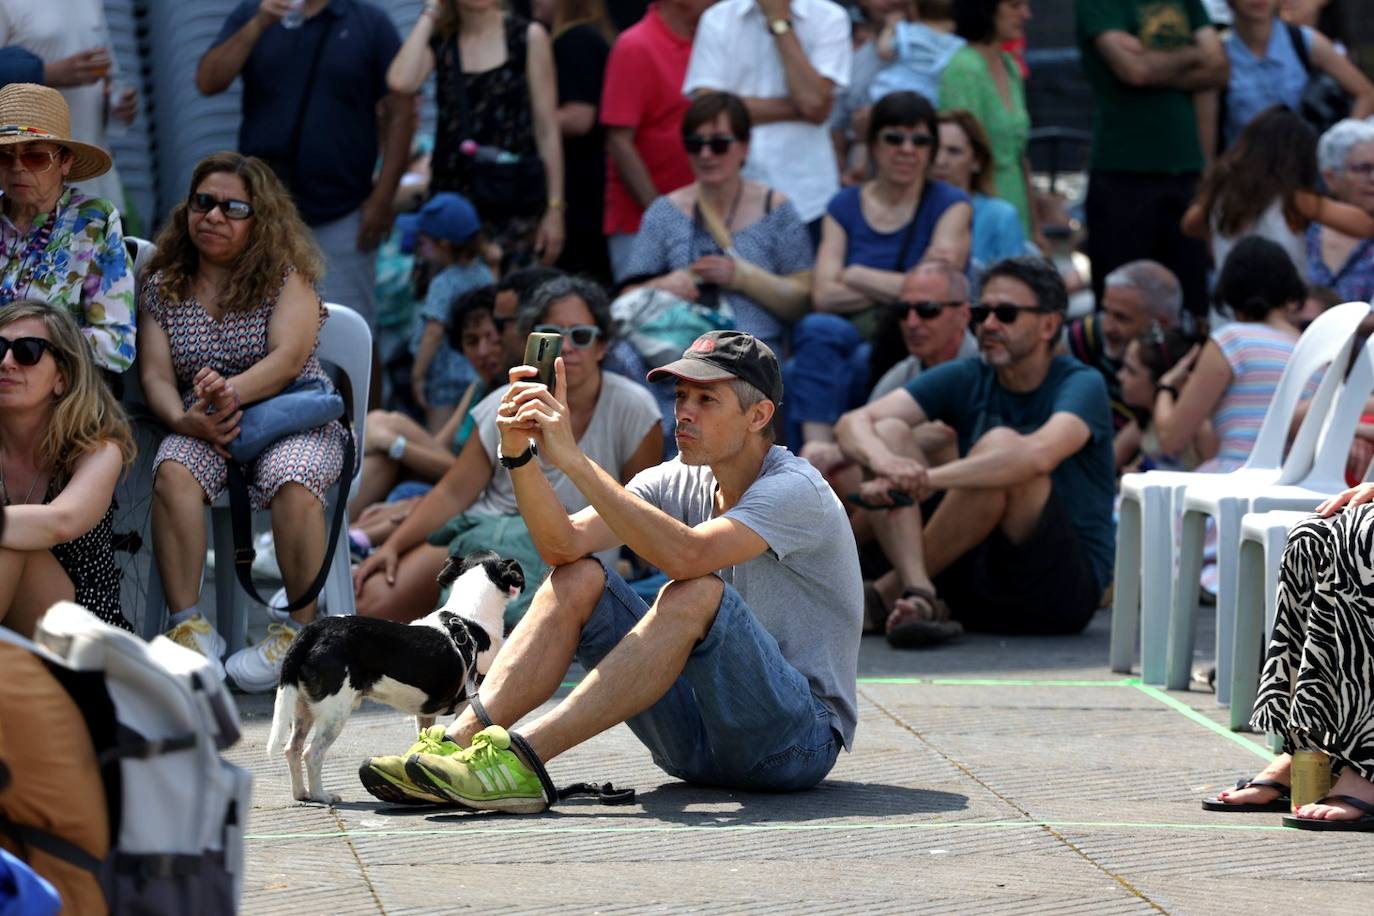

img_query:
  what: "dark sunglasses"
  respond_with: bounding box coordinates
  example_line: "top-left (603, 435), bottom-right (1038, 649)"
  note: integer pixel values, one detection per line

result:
top-left (683, 134), bottom-right (737, 156)
top-left (879, 130), bottom-right (935, 149)
top-left (0, 147), bottom-right (60, 173)
top-left (897, 300), bottom-right (963, 320)
top-left (187, 192), bottom-right (254, 220)
top-left (0, 335), bottom-right (54, 366)
top-left (533, 323), bottom-right (601, 348)
top-left (970, 303), bottom-right (1054, 325)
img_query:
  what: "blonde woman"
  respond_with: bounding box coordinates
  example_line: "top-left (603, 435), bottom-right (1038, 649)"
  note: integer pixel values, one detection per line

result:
top-left (389, 0), bottom-right (565, 267)
top-left (0, 298), bottom-right (134, 636)
top-left (139, 152), bottom-right (347, 691)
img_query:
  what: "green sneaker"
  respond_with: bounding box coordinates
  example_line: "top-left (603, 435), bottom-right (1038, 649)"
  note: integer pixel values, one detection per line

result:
top-left (404, 725), bottom-right (549, 813)
top-left (358, 725), bottom-right (462, 805)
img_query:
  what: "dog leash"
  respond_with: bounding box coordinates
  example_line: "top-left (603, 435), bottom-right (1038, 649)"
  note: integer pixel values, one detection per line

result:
top-left (467, 682), bottom-right (636, 807)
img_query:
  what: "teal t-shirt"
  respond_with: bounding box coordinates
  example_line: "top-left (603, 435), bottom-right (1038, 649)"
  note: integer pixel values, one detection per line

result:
top-left (1076, 0), bottom-right (1212, 174)
top-left (904, 355), bottom-right (1116, 591)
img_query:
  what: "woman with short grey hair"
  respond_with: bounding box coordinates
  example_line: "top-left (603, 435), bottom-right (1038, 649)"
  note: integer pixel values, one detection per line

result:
top-left (1308, 119), bottom-right (1374, 303)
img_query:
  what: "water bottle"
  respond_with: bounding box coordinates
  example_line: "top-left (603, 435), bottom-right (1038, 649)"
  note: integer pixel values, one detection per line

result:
top-left (460, 139), bottom-right (520, 165)
top-left (282, 0), bottom-right (306, 29)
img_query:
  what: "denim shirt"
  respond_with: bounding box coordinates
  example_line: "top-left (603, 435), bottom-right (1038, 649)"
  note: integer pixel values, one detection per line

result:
top-left (1306, 224), bottom-right (1374, 305)
top-left (1222, 23), bottom-right (1310, 150)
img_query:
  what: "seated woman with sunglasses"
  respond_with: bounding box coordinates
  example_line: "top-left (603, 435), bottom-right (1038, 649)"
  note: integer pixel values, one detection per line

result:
top-left (0, 299), bottom-right (135, 637)
top-left (622, 91), bottom-right (814, 357)
top-left (354, 275), bottom-right (661, 628)
top-left (138, 152), bottom-right (351, 690)
top-left (0, 84), bottom-right (135, 379)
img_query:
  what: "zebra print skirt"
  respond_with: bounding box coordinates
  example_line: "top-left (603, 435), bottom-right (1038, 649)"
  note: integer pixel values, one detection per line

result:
top-left (1251, 507), bottom-right (1374, 781)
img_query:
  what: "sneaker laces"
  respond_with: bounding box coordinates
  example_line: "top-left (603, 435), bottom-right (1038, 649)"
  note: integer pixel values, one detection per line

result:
top-left (257, 622), bottom-right (298, 664)
top-left (165, 620), bottom-right (203, 654)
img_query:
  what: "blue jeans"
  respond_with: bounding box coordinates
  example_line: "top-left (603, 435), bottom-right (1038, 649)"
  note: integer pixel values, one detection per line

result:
top-left (575, 562), bottom-right (841, 791)
top-left (783, 313), bottom-right (871, 454)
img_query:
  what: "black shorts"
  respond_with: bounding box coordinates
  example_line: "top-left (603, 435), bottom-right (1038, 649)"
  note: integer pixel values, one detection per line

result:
top-left (932, 486), bottom-right (1101, 635)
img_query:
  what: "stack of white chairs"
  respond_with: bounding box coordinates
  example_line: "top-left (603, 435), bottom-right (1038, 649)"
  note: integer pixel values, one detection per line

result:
top-left (1109, 302), bottom-right (1371, 690)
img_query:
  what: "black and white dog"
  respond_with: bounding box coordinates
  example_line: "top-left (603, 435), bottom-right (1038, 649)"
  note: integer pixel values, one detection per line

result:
top-left (266, 550), bottom-right (524, 804)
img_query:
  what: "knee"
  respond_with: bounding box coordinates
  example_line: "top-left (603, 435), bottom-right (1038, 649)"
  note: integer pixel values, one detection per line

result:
top-left (271, 482), bottom-right (322, 518)
top-left (874, 416), bottom-right (915, 448)
top-left (545, 558), bottom-right (607, 607)
top-left (970, 426), bottom-right (1022, 454)
top-left (654, 575), bottom-right (724, 634)
top-left (153, 462), bottom-right (203, 507)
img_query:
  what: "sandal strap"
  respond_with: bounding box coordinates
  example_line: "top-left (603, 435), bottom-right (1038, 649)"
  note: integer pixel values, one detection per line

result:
top-left (1238, 777), bottom-right (1290, 794)
top-left (1317, 794), bottom-right (1374, 816)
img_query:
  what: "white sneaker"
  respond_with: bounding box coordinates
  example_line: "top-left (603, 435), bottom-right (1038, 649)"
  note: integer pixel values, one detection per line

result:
top-left (251, 532), bottom-right (281, 580)
top-left (265, 587), bottom-right (326, 622)
top-left (224, 622), bottom-right (298, 693)
top-left (163, 614), bottom-right (227, 681)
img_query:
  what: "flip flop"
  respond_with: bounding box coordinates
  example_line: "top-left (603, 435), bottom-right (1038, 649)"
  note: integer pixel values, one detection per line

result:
top-left (845, 489), bottom-right (915, 510)
top-left (885, 586), bottom-right (962, 649)
top-left (1201, 776), bottom-right (1291, 812)
top-left (1283, 794), bottom-right (1374, 831)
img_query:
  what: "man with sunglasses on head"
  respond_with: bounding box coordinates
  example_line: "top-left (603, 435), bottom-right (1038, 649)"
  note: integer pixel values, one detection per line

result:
top-left (836, 256), bottom-right (1115, 646)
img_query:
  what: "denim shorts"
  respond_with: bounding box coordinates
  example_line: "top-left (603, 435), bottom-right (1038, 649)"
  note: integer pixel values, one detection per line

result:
top-left (576, 562), bottom-right (841, 791)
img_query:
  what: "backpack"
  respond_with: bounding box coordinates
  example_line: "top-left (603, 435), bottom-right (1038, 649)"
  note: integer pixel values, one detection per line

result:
top-left (0, 602), bottom-right (250, 915)
top-left (610, 287), bottom-right (735, 369)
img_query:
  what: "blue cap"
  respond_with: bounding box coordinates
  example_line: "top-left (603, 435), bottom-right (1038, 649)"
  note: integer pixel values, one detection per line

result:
top-left (416, 192), bottom-right (481, 247)
top-left (394, 213), bottom-right (420, 254)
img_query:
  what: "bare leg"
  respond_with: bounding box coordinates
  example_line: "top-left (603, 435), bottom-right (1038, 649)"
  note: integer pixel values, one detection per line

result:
top-left (0, 548), bottom-right (76, 638)
top-left (355, 543), bottom-right (447, 621)
top-left (152, 461), bottom-right (208, 615)
top-left (866, 418), bottom-right (936, 599)
top-left (516, 575), bottom-right (720, 764)
top-left (271, 483), bottom-right (327, 626)
top-left (447, 559), bottom-right (608, 746)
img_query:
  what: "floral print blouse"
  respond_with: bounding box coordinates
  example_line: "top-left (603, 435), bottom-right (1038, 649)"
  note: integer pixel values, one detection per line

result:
top-left (0, 187), bottom-right (136, 372)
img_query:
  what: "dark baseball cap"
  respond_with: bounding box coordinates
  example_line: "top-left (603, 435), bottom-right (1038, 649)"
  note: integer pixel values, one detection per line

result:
top-left (647, 330), bottom-right (783, 407)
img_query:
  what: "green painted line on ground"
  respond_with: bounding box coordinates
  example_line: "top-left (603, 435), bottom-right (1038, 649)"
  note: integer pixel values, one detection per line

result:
top-left (1129, 681), bottom-right (1274, 762)
top-left (859, 677), bottom-right (1136, 687)
top-left (245, 818), bottom-right (1287, 841)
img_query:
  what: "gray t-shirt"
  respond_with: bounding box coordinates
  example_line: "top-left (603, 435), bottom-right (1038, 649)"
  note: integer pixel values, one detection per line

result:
top-left (627, 446), bottom-right (863, 748)
top-left (469, 373), bottom-right (660, 565)
top-left (869, 333), bottom-right (980, 401)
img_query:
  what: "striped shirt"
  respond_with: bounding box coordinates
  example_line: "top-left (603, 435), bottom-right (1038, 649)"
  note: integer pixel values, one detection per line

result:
top-left (1197, 322), bottom-right (1299, 473)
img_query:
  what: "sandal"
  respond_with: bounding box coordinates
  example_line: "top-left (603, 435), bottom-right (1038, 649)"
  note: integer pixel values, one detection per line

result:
top-left (863, 582), bottom-right (887, 635)
top-left (1283, 794), bottom-right (1374, 831)
top-left (885, 586), bottom-right (962, 649)
top-left (1201, 776), bottom-right (1290, 812)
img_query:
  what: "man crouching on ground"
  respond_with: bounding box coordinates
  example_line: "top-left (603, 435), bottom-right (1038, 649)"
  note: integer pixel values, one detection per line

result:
top-left (362, 330), bottom-right (863, 811)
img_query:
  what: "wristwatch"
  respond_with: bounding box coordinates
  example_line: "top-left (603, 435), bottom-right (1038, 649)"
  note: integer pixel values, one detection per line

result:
top-left (769, 18), bottom-right (792, 37)
top-left (388, 435), bottom-right (408, 461)
top-left (498, 441), bottom-right (538, 469)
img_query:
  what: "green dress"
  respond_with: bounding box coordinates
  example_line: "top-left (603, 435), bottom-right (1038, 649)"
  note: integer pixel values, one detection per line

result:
top-left (939, 47), bottom-right (1032, 236)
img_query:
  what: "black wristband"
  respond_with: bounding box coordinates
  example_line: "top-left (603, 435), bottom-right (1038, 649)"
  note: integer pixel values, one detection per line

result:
top-left (1156, 384), bottom-right (1179, 400)
top-left (498, 442), bottom-right (538, 469)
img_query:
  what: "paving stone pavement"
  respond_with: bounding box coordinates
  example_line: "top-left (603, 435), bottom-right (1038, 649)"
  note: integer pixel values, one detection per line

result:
top-left (228, 607), bottom-right (1371, 915)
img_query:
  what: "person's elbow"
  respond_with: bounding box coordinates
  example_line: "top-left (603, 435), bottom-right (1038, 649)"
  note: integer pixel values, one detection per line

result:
top-left (387, 64), bottom-right (424, 95)
top-left (797, 91), bottom-right (834, 125)
top-left (195, 59), bottom-right (229, 96)
top-left (834, 408), bottom-right (867, 453)
top-left (539, 542), bottom-right (587, 569)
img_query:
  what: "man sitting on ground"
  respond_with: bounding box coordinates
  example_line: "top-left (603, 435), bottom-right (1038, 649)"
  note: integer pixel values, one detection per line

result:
top-left (835, 256), bottom-right (1115, 647)
top-left (361, 331), bottom-right (863, 811)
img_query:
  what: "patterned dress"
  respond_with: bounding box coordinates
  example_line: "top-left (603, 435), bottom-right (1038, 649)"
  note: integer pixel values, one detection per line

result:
top-left (429, 16), bottom-right (543, 254)
top-left (142, 269), bottom-right (347, 512)
top-left (47, 493), bottom-right (128, 632)
top-left (1252, 506), bottom-right (1374, 782)
top-left (0, 187), bottom-right (136, 372)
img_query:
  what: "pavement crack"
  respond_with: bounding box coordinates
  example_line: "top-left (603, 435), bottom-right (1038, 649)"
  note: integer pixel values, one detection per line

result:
top-left (860, 684), bottom-right (1171, 915)
top-left (330, 806), bottom-right (388, 915)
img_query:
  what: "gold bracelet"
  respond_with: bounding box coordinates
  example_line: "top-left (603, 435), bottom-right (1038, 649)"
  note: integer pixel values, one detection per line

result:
top-left (546, 197), bottom-right (567, 211)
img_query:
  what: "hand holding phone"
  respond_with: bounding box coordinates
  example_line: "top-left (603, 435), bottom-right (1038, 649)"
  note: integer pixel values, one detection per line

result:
top-left (523, 332), bottom-right (562, 395)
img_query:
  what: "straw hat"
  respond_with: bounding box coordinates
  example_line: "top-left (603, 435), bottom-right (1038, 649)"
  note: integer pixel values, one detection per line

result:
top-left (0, 83), bottom-right (112, 182)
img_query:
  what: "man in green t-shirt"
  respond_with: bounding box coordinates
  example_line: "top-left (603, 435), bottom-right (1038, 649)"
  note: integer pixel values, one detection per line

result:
top-left (1075, 0), bottom-right (1229, 320)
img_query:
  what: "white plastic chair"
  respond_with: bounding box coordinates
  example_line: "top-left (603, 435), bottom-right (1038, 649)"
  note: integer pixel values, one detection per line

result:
top-left (210, 303), bottom-right (371, 654)
top-left (1164, 303), bottom-right (1372, 702)
top-left (1109, 301), bottom-right (1370, 685)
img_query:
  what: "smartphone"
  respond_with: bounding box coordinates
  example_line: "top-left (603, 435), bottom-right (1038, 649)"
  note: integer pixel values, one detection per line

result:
top-left (523, 332), bottom-right (563, 394)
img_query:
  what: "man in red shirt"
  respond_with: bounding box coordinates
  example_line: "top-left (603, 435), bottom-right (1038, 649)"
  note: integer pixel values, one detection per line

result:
top-left (601, 0), bottom-right (712, 282)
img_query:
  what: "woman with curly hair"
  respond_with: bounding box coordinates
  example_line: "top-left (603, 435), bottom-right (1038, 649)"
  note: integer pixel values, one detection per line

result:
top-left (138, 151), bottom-right (347, 691)
top-left (0, 298), bottom-right (134, 636)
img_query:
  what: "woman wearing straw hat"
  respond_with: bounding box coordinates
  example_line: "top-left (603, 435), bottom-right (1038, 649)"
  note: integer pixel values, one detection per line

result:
top-left (0, 83), bottom-right (135, 377)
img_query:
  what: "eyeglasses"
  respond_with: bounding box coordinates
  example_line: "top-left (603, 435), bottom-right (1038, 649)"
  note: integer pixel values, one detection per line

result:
top-left (879, 130), bottom-right (935, 149)
top-left (0, 335), bottom-right (54, 366)
top-left (187, 192), bottom-right (254, 220)
top-left (683, 134), bottom-right (737, 156)
top-left (969, 302), bottom-right (1053, 325)
top-left (0, 148), bottom-right (60, 173)
top-left (897, 300), bottom-right (963, 320)
top-left (1345, 162), bottom-right (1374, 179)
top-left (533, 323), bottom-right (601, 348)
